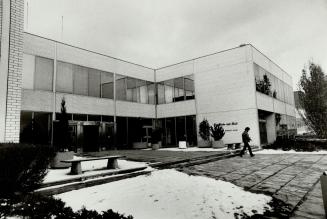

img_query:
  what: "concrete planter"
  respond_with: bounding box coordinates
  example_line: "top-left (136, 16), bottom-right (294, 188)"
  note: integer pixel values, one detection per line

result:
top-left (152, 141), bottom-right (162, 150)
top-left (50, 151), bottom-right (74, 169)
top-left (198, 140), bottom-right (212, 148)
top-left (212, 140), bottom-right (225, 149)
top-left (132, 142), bottom-right (148, 149)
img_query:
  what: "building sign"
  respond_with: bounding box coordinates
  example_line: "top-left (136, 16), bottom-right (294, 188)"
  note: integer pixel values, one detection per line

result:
top-left (220, 122), bottom-right (238, 132)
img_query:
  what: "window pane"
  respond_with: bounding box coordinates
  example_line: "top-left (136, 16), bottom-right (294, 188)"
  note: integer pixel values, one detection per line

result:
top-left (157, 83), bottom-right (165, 104)
top-left (137, 80), bottom-right (147, 104)
top-left (184, 77), bottom-right (195, 100)
top-left (73, 65), bottom-right (88, 95)
top-left (88, 68), bottom-right (101, 97)
top-left (147, 83), bottom-right (155, 104)
top-left (173, 78), bottom-right (184, 102)
top-left (34, 56), bottom-right (53, 91)
top-left (164, 79), bottom-right (174, 103)
top-left (56, 61), bottom-right (73, 93)
top-left (116, 75), bottom-right (127, 101)
top-left (101, 72), bottom-right (114, 99)
top-left (126, 78), bottom-right (137, 102)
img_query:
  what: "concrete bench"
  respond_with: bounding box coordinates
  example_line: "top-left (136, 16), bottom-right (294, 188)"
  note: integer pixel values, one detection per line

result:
top-left (61, 155), bottom-right (125, 175)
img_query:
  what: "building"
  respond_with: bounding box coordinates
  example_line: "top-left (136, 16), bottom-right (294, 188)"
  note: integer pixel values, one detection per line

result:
top-left (0, 0), bottom-right (296, 151)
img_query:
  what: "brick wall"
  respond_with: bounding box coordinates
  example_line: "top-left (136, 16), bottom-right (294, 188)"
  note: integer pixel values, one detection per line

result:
top-left (4, 0), bottom-right (24, 142)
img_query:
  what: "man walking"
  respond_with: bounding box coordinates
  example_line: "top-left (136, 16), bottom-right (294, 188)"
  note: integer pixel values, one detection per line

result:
top-left (240, 127), bottom-right (254, 157)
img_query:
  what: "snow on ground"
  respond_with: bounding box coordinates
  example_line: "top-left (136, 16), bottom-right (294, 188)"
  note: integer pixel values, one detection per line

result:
top-left (55, 169), bottom-right (271, 219)
top-left (43, 157), bottom-right (150, 183)
top-left (144, 147), bottom-right (228, 152)
top-left (256, 149), bottom-right (327, 154)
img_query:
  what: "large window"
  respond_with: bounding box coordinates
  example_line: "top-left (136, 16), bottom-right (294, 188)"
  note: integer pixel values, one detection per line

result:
top-left (73, 65), bottom-right (88, 96)
top-left (116, 75), bottom-right (127, 101)
top-left (56, 61), bottom-right (73, 93)
top-left (101, 72), bottom-right (114, 99)
top-left (147, 82), bottom-right (156, 104)
top-left (184, 75), bottom-right (195, 100)
top-left (34, 56), bottom-right (53, 91)
top-left (254, 63), bottom-right (294, 105)
top-left (157, 74), bottom-right (195, 104)
top-left (88, 69), bottom-right (101, 97)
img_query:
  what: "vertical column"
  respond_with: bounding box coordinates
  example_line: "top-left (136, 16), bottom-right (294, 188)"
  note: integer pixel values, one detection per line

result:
top-left (0, 0), bottom-right (24, 143)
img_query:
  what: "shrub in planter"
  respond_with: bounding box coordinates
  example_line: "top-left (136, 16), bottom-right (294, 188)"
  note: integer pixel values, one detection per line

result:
top-left (0, 143), bottom-right (54, 198)
top-left (210, 123), bottom-right (225, 148)
top-left (198, 118), bottom-right (211, 147)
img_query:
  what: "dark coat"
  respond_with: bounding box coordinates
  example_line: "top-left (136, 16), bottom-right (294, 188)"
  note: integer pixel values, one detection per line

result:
top-left (242, 131), bottom-right (251, 144)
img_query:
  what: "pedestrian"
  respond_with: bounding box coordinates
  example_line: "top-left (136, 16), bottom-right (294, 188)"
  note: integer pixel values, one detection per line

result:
top-left (240, 127), bottom-right (254, 157)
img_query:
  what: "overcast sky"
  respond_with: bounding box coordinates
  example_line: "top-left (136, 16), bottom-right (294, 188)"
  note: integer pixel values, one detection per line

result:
top-left (24, 0), bottom-right (327, 88)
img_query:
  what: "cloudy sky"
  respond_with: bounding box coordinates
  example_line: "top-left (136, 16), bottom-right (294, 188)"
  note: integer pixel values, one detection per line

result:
top-left (24, 0), bottom-right (327, 88)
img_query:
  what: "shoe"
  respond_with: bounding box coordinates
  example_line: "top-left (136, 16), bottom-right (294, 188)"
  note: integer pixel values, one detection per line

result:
top-left (251, 154), bottom-right (255, 157)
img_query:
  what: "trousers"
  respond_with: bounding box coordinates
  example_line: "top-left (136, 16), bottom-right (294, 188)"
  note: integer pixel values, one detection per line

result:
top-left (240, 142), bottom-right (253, 156)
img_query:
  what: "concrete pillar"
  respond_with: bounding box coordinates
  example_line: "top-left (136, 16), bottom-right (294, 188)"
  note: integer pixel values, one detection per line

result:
top-left (0, 0), bottom-right (24, 142)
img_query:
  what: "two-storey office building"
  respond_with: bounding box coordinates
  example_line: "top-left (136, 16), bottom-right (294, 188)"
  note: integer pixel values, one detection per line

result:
top-left (0, 0), bottom-right (296, 151)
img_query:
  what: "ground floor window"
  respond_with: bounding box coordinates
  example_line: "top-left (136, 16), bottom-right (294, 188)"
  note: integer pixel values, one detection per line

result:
top-left (20, 112), bottom-right (197, 150)
top-left (158, 115), bottom-right (197, 147)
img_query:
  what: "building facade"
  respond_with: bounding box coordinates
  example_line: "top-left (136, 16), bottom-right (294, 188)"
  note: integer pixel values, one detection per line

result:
top-left (0, 0), bottom-right (296, 150)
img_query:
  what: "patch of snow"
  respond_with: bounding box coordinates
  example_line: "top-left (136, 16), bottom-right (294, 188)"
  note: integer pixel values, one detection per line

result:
top-left (256, 149), bottom-right (327, 154)
top-left (55, 169), bottom-right (271, 219)
top-left (43, 158), bottom-right (150, 183)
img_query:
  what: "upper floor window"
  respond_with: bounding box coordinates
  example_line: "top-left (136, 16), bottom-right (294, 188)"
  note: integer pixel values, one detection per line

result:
top-left (157, 74), bottom-right (195, 104)
top-left (35, 56), bottom-right (53, 91)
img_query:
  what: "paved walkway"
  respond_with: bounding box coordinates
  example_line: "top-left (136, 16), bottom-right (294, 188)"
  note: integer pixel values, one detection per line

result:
top-left (82, 149), bottom-right (228, 164)
top-left (177, 154), bottom-right (327, 218)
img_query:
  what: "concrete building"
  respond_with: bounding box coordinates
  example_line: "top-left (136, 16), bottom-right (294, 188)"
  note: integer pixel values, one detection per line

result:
top-left (0, 0), bottom-right (296, 150)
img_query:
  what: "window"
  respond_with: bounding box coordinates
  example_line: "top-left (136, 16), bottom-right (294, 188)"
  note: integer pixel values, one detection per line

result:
top-left (34, 56), bottom-right (53, 91)
top-left (116, 74), bottom-right (127, 101)
top-left (138, 80), bottom-right (148, 104)
top-left (147, 82), bottom-right (156, 104)
top-left (101, 72), bottom-right (114, 99)
top-left (126, 77), bottom-right (137, 102)
top-left (164, 79), bottom-right (174, 103)
top-left (73, 65), bottom-right (88, 96)
top-left (157, 82), bottom-right (165, 104)
top-left (174, 77), bottom-right (184, 102)
top-left (56, 61), bottom-right (73, 93)
top-left (88, 69), bottom-right (101, 97)
top-left (184, 75), bottom-right (195, 100)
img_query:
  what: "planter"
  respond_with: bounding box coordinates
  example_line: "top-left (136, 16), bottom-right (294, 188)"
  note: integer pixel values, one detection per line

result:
top-left (152, 141), bottom-right (162, 150)
top-left (179, 141), bottom-right (187, 149)
top-left (132, 142), bottom-right (148, 149)
top-left (50, 151), bottom-right (74, 169)
top-left (212, 140), bottom-right (225, 149)
top-left (198, 140), bottom-right (212, 148)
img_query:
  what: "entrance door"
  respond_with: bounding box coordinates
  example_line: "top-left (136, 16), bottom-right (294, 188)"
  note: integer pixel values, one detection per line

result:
top-left (259, 120), bottom-right (268, 145)
top-left (83, 125), bottom-right (99, 152)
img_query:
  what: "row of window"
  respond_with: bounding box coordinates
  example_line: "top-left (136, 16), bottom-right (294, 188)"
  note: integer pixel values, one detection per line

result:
top-left (254, 63), bottom-right (294, 105)
top-left (28, 56), bottom-right (195, 105)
